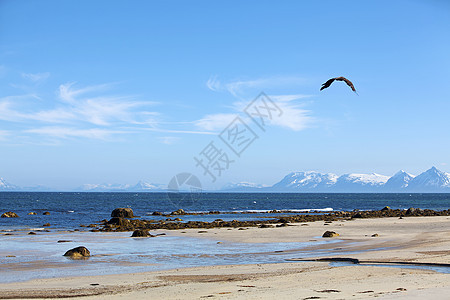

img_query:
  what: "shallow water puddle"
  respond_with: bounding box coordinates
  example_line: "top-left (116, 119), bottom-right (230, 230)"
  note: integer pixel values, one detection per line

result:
top-left (0, 231), bottom-right (338, 283)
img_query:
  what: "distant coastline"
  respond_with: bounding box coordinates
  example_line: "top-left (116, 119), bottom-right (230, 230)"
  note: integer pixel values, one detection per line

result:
top-left (1, 166), bottom-right (450, 193)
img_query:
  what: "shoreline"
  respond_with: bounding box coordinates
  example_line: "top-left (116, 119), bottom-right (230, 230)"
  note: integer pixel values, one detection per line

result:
top-left (0, 216), bottom-right (449, 299)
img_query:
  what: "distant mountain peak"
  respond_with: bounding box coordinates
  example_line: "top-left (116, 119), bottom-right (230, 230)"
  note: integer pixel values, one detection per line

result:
top-left (133, 180), bottom-right (164, 191)
top-left (385, 170), bottom-right (415, 190)
top-left (408, 166), bottom-right (450, 190)
top-left (0, 177), bottom-right (19, 191)
top-left (272, 171), bottom-right (338, 191)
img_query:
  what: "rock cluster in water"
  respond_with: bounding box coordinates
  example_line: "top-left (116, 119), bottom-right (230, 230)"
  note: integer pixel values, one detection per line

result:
top-left (111, 208), bottom-right (134, 218)
top-left (1, 211), bottom-right (19, 218)
top-left (81, 207), bottom-right (450, 233)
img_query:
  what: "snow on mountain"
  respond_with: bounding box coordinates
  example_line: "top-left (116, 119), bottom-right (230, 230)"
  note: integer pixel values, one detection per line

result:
top-left (79, 183), bottom-right (132, 192)
top-left (271, 167), bottom-right (450, 192)
top-left (222, 182), bottom-right (270, 191)
top-left (333, 173), bottom-right (390, 192)
top-left (407, 167), bottom-right (450, 191)
top-left (272, 171), bottom-right (393, 192)
top-left (272, 171), bottom-right (338, 191)
top-left (131, 180), bottom-right (165, 191)
top-left (0, 177), bottom-right (19, 191)
top-left (338, 173), bottom-right (390, 186)
top-left (384, 170), bottom-right (415, 190)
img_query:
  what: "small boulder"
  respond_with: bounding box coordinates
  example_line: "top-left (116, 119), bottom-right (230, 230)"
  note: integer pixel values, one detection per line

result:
top-left (381, 206), bottom-right (391, 211)
top-left (152, 211), bottom-right (164, 216)
top-left (64, 246), bottom-right (90, 258)
top-left (43, 212), bottom-right (50, 215)
top-left (131, 229), bottom-right (151, 237)
top-left (171, 209), bottom-right (185, 215)
top-left (111, 208), bottom-right (134, 218)
top-left (1, 212), bottom-right (19, 218)
top-left (371, 233), bottom-right (379, 237)
top-left (28, 212), bottom-right (37, 215)
top-left (322, 231), bottom-right (339, 238)
top-left (43, 223), bottom-right (51, 227)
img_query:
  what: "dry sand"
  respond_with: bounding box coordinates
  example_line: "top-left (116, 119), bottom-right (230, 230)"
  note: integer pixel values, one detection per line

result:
top-left (0, 216), bottom-right (449, 299)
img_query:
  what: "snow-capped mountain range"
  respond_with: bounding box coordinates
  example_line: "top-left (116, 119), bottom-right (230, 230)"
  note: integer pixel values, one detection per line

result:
top-left (1, 167), bottom-right (450, 192)
top-left (77, 181), bottom-right (165, 192)
top-left (228, 167), bottom-right (450, 192)
top-left (222, 182), bottom-right (270, 191)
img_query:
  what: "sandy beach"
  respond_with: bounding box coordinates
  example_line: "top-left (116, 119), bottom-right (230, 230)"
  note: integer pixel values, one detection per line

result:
top-left (1, 216), bottom-right (449, 299)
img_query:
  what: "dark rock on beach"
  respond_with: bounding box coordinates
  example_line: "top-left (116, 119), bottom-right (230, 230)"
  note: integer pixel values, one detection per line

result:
top-left (322, 231), bottom-right (339, 237)
top-left (63, 246), bottom-right (90, 258)
top-left (1, 212), bottom-right (19, 218)
top-left (43, 212), bottom-right (50, 215)
top-left (131, 229), bottom-right (152, 237)
top-left (111, 208), bottom-right (134, 218)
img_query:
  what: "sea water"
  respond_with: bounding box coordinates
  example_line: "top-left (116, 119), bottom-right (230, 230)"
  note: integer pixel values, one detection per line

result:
top-left (1, 192), bottom-right (449, 231)
top-left (1, 192), bottom-right (449, 283)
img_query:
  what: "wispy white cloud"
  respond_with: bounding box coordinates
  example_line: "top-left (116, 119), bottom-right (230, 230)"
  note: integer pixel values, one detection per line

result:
top-left (206, 75), bottom-right (221, 92)
top-left (195, 113), bottom-right (238, 131)
top-left (142, 127), bottom-right (216, 135)
top-left (0, 82), bottom-right (165, 141)
top-left (25, 127), bottom-right (124, 140)
top-left (58, 82), bottom-right (112, 104)
top-left (269, 101), bottom-right (313, 131)
top-left (0, 83), bottom-right (158, 126)
top-left (202, 76), bottom-right (315, 132)
top-left (57, 82), bottom-right (159, 126)
top-left (21, 72), bottom-right (50, 82)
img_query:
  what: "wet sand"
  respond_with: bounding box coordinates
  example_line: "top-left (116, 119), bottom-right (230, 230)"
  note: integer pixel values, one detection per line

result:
top-left (0, 216), bottom-right (449, 299)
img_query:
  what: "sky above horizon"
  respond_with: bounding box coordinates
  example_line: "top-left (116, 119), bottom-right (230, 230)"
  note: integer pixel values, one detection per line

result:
top-left (1, 0), bottom-right (450, 189)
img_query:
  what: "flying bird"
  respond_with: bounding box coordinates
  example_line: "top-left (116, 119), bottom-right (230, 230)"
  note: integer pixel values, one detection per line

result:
top-left (320, 76), bottom-right (357, 94)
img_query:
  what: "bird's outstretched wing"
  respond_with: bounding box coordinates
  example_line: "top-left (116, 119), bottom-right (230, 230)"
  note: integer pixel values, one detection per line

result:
top-left (321, 76), bottom-right (357, 94)
top-left (335, 76), bottom-right (356, 92)
top-left (320, 78), bottom-right (336, 91)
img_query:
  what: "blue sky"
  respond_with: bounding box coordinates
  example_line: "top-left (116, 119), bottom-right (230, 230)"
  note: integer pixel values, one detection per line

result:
top-left (1, 0), bottom-right (449, 189)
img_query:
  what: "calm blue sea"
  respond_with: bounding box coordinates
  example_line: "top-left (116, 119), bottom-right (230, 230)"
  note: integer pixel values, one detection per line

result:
top-left (1, 192), bottom-right (449, 231)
